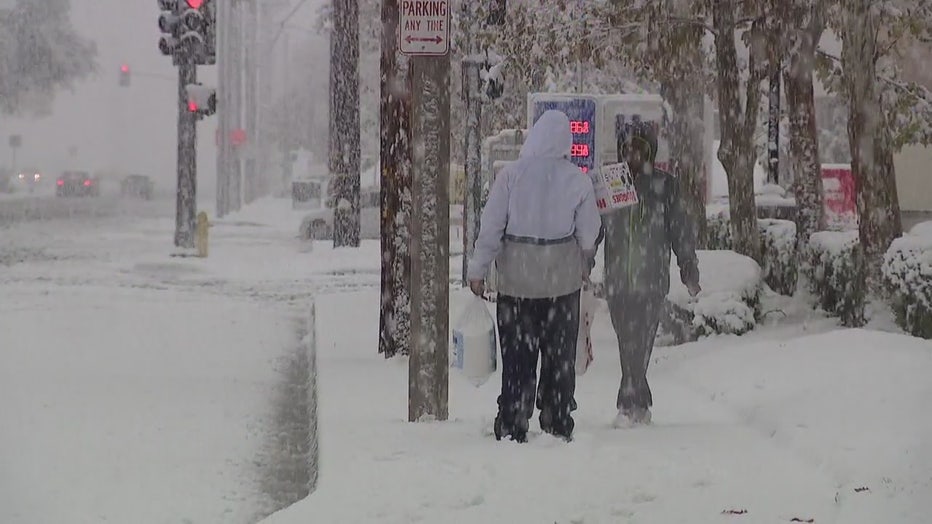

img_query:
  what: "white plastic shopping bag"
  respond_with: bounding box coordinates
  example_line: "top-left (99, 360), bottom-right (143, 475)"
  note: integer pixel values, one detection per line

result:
top-left (591, 162), bottom-right (639, 215)
top-left (452, 295), bottom-right (498, 387)
top-left (575, 284), bottom-right (596, 376)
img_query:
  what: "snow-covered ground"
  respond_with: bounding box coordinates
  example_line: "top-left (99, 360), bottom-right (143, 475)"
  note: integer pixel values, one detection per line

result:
top-left (3, 196), bottom-right (931, 523)
top-left (261, 287), bottom-right (932, 523)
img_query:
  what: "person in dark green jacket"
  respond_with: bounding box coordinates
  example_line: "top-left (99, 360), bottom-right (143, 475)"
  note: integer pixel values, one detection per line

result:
top-left (599, 121), bottom-right (702, 427)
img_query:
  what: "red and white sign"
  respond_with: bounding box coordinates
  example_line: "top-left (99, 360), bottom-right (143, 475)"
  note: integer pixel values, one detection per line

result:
top-left (594, 162), bottom-right (639, 214)
top-left (821, 163), bottom-right (858, 229)
top-left (399, 0), bottom-right (450, 56)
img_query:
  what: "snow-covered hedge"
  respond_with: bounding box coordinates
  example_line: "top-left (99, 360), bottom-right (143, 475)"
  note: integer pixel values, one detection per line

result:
top-left (705, 209), bottom-right (798, 296)
top-left (660, 250), bottom-right (763, 344)
top-left (806, 231), bottom-right (866, 327)
top-left (883, 233), bottom-right (932, 339)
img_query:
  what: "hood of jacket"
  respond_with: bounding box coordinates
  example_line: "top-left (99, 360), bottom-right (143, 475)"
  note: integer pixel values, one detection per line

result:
top-left (519, 110), bottom-right (572, 160)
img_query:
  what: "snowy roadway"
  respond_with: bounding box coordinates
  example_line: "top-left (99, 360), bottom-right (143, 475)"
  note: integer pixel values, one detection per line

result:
top-left (0, 197), bottom-right (377, 523)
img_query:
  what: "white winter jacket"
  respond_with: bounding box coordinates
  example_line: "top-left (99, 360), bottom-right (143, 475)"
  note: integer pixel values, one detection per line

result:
top-left (467, 110), bottom-right (602, 299)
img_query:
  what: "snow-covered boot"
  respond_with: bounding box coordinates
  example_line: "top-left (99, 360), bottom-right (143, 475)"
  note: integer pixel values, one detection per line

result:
top-left (494, 413), bottom-right (528, 443)
top-left (613, 407), bottom-right (651, 428)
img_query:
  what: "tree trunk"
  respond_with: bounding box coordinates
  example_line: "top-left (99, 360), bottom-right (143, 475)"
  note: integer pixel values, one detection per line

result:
top-left (784, 7), bottom-right (824, 248)
top-left (661, 29), bottom-right (708, 248)
top-left (378, 0), bottom-right (412, 358)
top-left (712, 0), bottom-right (762, 262)
top-left (841, 0), bottom-right (902, 291)
top-left (330, 0), bottom-right (361, 248)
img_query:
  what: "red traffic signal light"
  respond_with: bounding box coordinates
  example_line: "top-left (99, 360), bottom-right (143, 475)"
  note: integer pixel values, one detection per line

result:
top-left (118, 64), bottom-right (131, 87)
top-left (186, 0), bottom-right (203, 8)
top-left (188, 100), bottom-right (199, 112)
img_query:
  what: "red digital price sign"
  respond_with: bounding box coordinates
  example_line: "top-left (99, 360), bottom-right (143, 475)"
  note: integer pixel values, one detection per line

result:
top-left (571, 143), bottom-right (590, 157)
top-left (570, 120), bottom-right (590, 134)
top-left (533, 99), bottom-right (597, 174)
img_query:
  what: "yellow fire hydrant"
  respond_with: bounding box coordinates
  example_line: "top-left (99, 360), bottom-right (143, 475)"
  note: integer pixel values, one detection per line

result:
top-left (196, 211), bottom-right (209, 258)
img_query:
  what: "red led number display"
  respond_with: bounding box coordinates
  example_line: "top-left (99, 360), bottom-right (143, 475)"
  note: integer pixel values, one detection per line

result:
top-left (571, 143), bottom-right (589, 158)
top-left (569, 120), bottom-right (590, 134)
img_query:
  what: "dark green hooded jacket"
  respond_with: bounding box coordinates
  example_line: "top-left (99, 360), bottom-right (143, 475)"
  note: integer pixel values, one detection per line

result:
top-left (599, 164), bottom-right (700, 299)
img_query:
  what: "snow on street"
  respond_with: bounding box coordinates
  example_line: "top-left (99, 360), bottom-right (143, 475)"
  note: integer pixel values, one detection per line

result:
top-left (0, 197), bottom-right (377, 523)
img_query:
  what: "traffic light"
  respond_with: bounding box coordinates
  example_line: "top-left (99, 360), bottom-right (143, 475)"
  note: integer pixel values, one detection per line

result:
top-left (158, 0), bottom-right (214, 65)
top-left (158, 0), bottom-right (182, 56)
top-left (118, 64), bottom-right (131, 87)
top-left (186, 83), bottom-right (216, 119)
top-left (179, 0), bottom-right (215, 65)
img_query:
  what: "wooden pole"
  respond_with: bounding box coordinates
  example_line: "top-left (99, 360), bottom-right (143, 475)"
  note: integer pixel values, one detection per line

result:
top-left (408, 52), bottom-right (451, 422)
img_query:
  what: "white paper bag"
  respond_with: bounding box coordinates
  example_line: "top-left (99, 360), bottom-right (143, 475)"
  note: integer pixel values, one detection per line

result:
top-left (575, 285), bottom-right (596, 376)
top-left (452, 296), bottom-right (498, 387)
top-left (592, 162), bottom-right (639, 214)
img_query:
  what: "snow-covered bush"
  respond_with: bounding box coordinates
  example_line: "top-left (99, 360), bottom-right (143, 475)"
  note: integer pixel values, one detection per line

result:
top-left (883, 233), bottom-right (932, 339)
top-left (706, 207), bottom-right (732, 250)
top-left (660, 250), bottom-right (763, 344)
top-left (806, 231), bottom-right (866, 327)
top-left (705, 208), bottom-right (798, 296)
top-left (758, 219), bottom-right (798, 296)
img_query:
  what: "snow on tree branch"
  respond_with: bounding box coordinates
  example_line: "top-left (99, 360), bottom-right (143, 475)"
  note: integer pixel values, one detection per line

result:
top-left (0, 0), bottom-right (97, 116)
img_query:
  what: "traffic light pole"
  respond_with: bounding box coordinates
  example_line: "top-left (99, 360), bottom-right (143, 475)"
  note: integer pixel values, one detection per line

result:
top-left (176, 57), bottom-right (198, 248)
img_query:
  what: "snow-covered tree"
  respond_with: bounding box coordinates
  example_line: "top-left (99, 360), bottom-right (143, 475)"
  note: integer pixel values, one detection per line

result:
top-left (328, 0), bottom-right (361, 248)
top-left (777, 0), bottom-right (826, 246)
top-left (0, 0), bottom-right (96, 116)
top-left (820, 0), bottom-right (932, 288)
top-left (710, 0), bottom-right (768, 262)
top-left (592, 0), bottom-right (712, 246)
top-left (379, 0), bottom-right (411, 358)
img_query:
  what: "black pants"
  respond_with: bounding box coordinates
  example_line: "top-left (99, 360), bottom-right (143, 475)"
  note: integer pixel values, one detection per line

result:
top-left (496, 291), bottom-right (579, 437)
top-left (606, 293), bottom-right (664, 411)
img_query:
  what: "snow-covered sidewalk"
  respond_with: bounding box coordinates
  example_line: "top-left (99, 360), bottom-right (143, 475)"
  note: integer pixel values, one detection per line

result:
top-left (0, 286), bottom-right (295, 523)
top-left (262, 289), bottom-right (932, 524)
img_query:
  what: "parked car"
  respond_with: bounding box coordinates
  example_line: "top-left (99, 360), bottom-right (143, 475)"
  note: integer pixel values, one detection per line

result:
top-left (299, 186), bottom-right (380, 241)
top-left (120, 174), bottom-right (153, 200)
top-left (56, 171), bottom-right (100, 197)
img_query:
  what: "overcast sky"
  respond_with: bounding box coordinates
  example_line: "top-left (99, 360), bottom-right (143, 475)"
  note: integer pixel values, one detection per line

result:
top-left (0, 0), bottom-right (321, 193)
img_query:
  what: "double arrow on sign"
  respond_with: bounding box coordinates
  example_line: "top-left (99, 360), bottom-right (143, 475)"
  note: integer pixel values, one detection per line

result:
top-left (405, 35), bottom-right (443, 44)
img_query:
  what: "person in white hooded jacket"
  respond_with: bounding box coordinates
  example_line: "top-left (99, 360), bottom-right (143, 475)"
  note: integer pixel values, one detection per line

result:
top-left (467, 109), bottom-right (602, 443)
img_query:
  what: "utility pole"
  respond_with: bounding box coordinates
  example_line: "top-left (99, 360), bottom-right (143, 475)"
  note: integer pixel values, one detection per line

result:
top-left (230, 0), bottom-right (244, 212)
top-left (329, 0), bottom-right (361, 248)
top-left (401, 0), bottom-right (452, 422)
top-left (461, 0), bottom-right (505, 284)
top-left (216, 0), bottom-right (231, 217)
top-left (244, 0), bottom-right (259, 204)
top-left (378, 0), bottom-right (412, 359)
top-left (281, 30), bottom-right (293, 193)
top-left (176, 57), bottom-right (198, 248)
